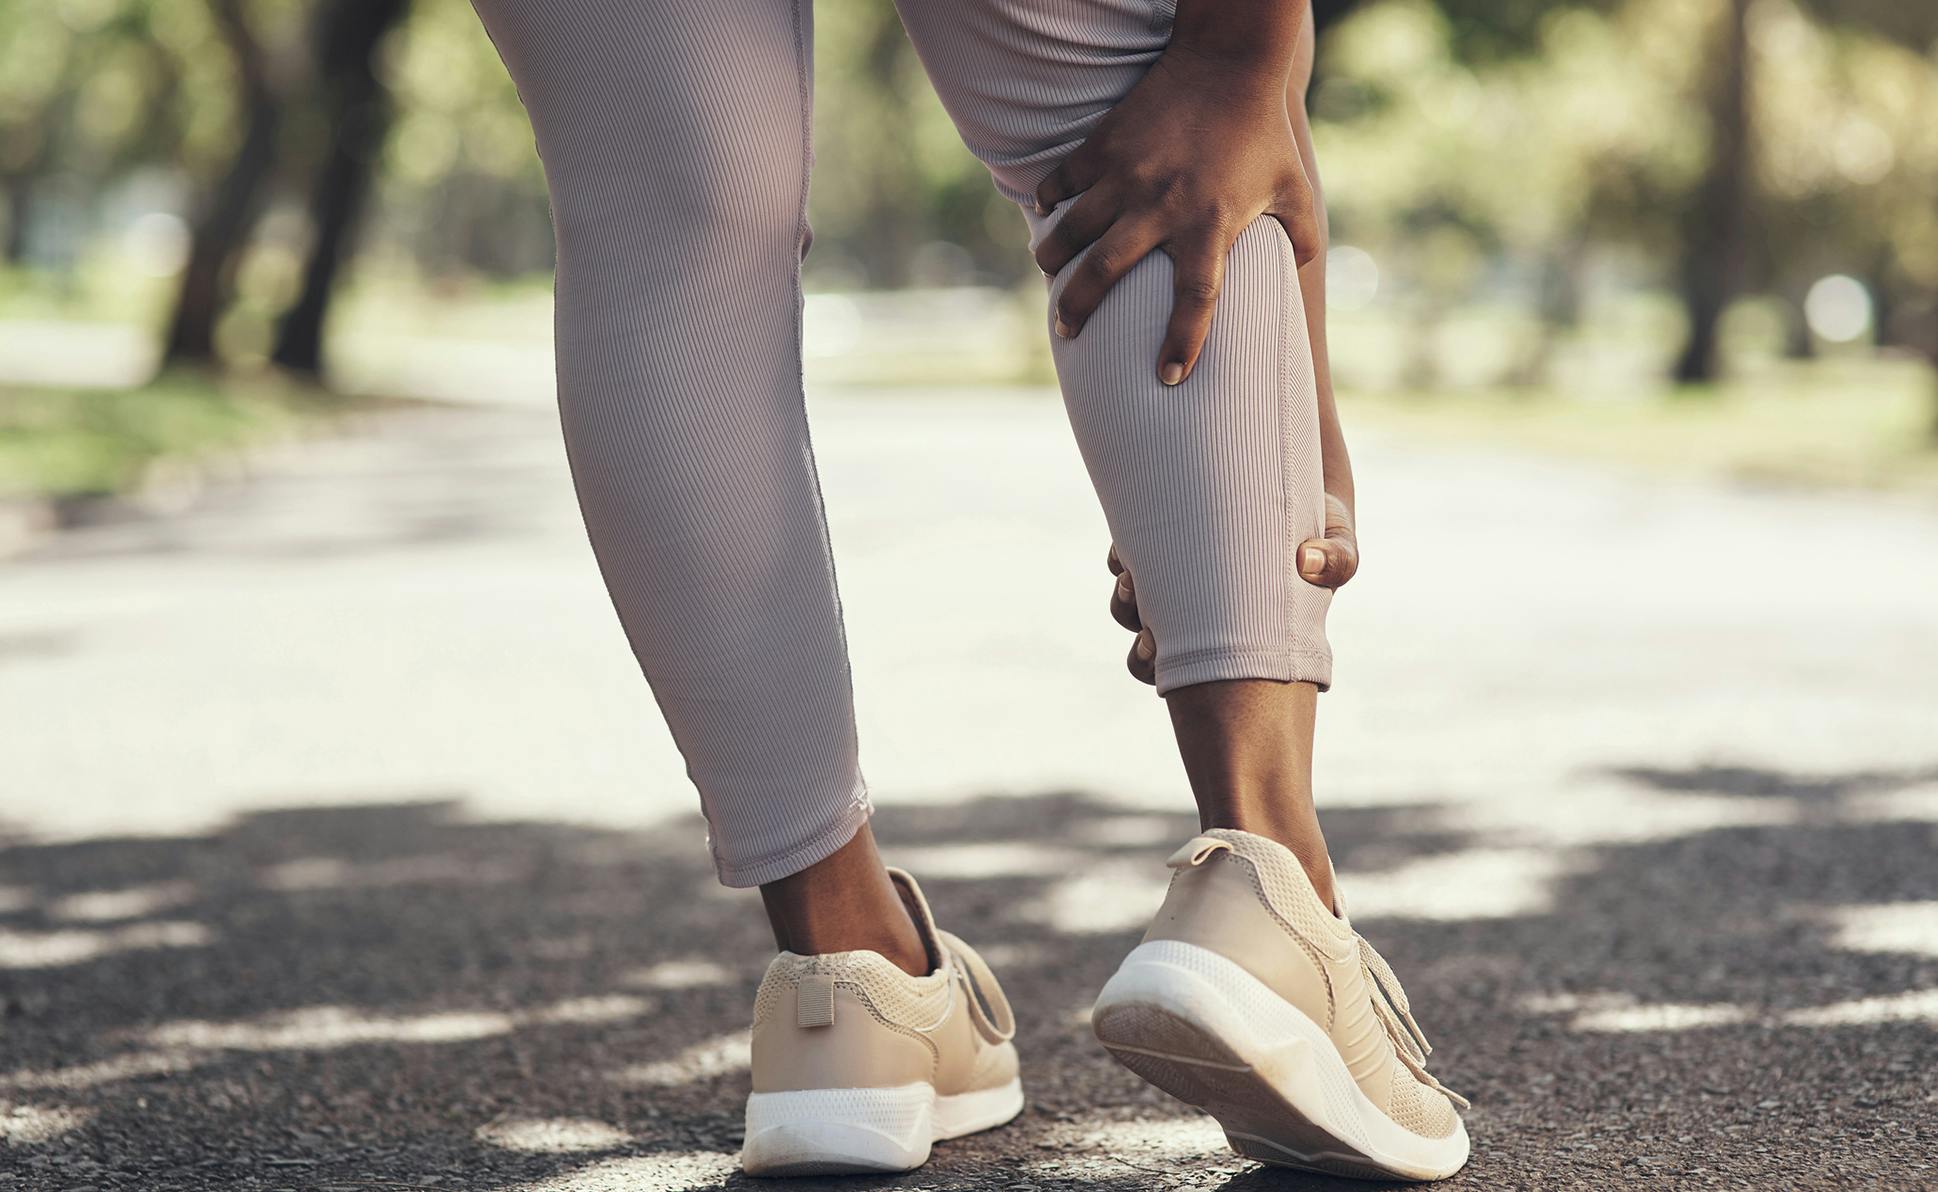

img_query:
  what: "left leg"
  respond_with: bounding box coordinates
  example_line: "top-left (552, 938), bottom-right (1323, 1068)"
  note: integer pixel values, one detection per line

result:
top-left (896, 0), bottom-right (1334, 870)
top-left (895, 1), bottom-right (1470, 1178)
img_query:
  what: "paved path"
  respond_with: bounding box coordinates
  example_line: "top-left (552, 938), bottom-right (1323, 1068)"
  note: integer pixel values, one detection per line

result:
top-left (2, 388), bottom-right (1936, 1189)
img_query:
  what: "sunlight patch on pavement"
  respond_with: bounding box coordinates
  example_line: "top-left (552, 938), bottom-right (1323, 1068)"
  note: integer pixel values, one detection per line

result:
top-left (611, 1032), bottom-right (750, 1088)
top-left (0, 1102), bottom-right (94, 1145)
top-left (0, 920), bottom-right (211, 969)
top-left (1528, 988), bottom-right (1938, 1030)
top-left (1078, 815), bottom-right (1191, 848)
top-left (1823, 902), bottom-right (1938, 958)
top-left (889, 841), bottom-right (1087, 879)
top-left (0, 1050), bottom-right (198, 1092)
top-left (1480, 780), bottom-right (1803, 848)
top-left (1840, 782), bottom-right (1938, 824)
top-left (976, 940), bottom-right (1053, 970)
top-left (259, 853), bottom-right (527, 892)
top-left (147, 1006), bottom-right (515, 1050)
top-left (530, 995), bottom-right (654, 1025)
top-left (3, 995), bottom-right (650, 1096)
top-left (1021, 860), bottom-right (1167, 934)
top-left (139, 994), bottom-right (650, 1052)
top-left (1783, 989), bottom-right (1938, 1027)
top-left (1027, 1117), bottom-right (1231, 1180)
top-left (1523, 992), bottom-right (1753, 1033)
top-left (621, 959), bottom-right (736, 990)
top-left (506, 1152), bottom-right (738, 1191)
top-left (49, 881), bottom-right (195, 923)
top-left (477, 1116), bottom-right (634, 1154)
top-left (1345, 848), bottom-right (1575, 921)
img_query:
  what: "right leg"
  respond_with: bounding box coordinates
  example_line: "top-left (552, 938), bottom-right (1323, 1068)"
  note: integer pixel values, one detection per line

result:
top-left (468, 0), bottom-right (918, 970)
top-left (467, 17), bottom-right (1022, 1178)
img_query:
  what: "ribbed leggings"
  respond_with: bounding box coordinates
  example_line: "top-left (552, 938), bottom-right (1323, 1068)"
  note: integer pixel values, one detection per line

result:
top-left (469, 0), bottom-right (1332, 886)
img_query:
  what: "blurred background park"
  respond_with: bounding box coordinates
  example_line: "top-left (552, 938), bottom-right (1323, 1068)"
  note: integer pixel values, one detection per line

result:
top-left (2, 0), bottom-right (1938, 506)
top-left (3, 2), bottom-right (1938, 1189)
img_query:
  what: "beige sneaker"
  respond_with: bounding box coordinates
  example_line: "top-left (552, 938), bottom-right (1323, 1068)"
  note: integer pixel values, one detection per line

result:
top-left (1091, 830), bottom-right (1470, 1181)
top-left (741, 868), bottom-right (1023, 1176)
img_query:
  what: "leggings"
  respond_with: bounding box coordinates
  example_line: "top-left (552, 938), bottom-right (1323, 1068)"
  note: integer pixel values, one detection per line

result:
top-left (470, 0), bottom-right (1331, 886)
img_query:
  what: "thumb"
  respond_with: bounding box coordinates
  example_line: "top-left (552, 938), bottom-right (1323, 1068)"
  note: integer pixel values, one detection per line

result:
top-left (1297, 527), bottom-right (1358, 590)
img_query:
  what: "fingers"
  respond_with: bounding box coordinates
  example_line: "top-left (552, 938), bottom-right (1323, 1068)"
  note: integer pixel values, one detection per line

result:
top-left (1157, 233), bottom-right (1229, 386)
top-left (1110, 568), bottom-right (1141, 632)
top-left (1108, 545), bottom-right (1154, 683)
top-left (1033, 185), bottom-right (1118, 279)
top-left (1053, 223), bottom-right (1161, 339)
top-left (1127, 627), bottom-right (1156, 686)
top-left (1033, 148), bottom-right (1102, 217)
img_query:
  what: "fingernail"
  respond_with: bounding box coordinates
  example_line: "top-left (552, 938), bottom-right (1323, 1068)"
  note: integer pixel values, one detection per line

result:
top-left (1160, 362), bottom-right (1184, 386)
top-left (1116, 575), bottom-right (1133, 601)
top-left (1054, 315), bottom-right (1073, 338)
top-left (1301, 545), bottom-right (1325, 575)
top-left (1135, 632), bottom-right (1155, 660)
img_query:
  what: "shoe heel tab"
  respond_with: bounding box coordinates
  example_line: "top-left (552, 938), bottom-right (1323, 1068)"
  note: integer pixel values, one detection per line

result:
top-left (1166, 835), bottom-right (1234, 869)
top-left (795, 973), bottom-right (837, 1028)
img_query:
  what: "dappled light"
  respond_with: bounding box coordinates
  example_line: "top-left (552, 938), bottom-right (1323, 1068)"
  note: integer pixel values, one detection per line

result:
top-left (0, 783), bottom-right (1931, 1186)
top-left (2, 0), bottom-right (1934, 1187)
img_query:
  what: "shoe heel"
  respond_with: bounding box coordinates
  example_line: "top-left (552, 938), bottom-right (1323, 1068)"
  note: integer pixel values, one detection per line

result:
top-left (740, 1084), bottom-right (934, 1177)
top-left (1091, 940), bottom-right (1471, 1183)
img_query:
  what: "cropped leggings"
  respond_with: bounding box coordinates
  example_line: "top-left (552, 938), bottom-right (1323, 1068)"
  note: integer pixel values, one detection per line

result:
top-left (470, 0), bottom-right (1332, 886)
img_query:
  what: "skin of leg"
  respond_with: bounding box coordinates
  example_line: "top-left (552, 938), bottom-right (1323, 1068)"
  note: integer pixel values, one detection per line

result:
top-left (759, 822), bottom-right (929, 976)
top-left (1167, 679), bottom-right (1336, 910)
top-left (469, 0), bottom-right (919, 969)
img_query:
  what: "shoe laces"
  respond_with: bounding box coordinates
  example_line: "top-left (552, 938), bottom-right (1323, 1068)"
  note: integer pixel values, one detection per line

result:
top-left (1356, 932), bottom-right (1471, 1110)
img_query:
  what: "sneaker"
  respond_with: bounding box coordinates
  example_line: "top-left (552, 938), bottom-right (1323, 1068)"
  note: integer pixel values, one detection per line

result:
top-left (1091, 830), bottom-right (1469, 1181)
top-left (741, 868), bottom-right (1023, 1176)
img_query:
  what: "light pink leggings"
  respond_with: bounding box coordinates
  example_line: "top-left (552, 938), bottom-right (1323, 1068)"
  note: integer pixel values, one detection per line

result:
top-left (470, 0), bottom-right (1330, 886)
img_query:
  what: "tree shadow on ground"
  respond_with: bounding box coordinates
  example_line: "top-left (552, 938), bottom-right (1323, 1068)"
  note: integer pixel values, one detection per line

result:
top-left (1, 770), bottom-right (1933, 1191)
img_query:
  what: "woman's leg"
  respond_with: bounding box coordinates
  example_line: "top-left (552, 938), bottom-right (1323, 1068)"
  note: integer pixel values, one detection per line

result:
top-left (895, 0), bottom-right (1335, 890)
top-left (899, 13), bottom-right (1470, 1173)
top-left (469, 0), bottom-right (920, 969)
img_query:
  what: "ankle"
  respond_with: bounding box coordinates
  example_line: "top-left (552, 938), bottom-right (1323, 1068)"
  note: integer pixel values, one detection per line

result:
top-left (758, 826), bottom-right (931, 977)
top-left (1203, 810), bottom-right (1339, 913)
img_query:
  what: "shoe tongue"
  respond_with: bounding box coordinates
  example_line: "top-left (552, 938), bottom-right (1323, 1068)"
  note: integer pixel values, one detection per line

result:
top-left (885, 867), bottom-right (945, 975)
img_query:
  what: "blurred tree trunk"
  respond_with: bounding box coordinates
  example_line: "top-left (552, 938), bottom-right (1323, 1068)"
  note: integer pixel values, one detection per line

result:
top-left (857, 17), bottom-right (919, 286)
top-left (162, 0), bottom-right (284, 368)
top-left (271, 0), bottom-right (412, 379)
top-left (1311, 0), bottom-right (1361, 36)
top-left (1671, 0), bottom-right (1753, 385)
top-left (2, 174), bottom-right (34, 264)
top-left (1781, 284), bottom-right (1815, 361)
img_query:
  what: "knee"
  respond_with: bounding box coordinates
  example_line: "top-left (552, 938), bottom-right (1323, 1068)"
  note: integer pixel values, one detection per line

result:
top-left (546, 141), bottom-right (805, 266)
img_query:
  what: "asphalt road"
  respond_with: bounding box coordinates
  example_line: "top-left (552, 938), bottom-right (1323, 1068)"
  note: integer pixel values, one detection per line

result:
top-left (2, 390), bottom-right (1936, 1190)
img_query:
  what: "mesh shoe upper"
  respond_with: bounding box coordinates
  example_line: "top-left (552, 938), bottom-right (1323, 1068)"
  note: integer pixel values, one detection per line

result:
top-left (1142, 829), bottom-right (1465, 1138)
top-left (749, 868), bottom-right (1018, 1097)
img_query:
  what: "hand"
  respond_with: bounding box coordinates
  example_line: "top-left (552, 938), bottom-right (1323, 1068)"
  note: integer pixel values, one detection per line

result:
top-left (1032, 43), bottom-right (1321, 387)
top-left (1107, 500), bottom-right (1357, 686)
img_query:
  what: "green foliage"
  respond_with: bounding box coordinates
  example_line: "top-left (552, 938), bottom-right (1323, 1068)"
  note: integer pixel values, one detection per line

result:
top-left (0, 373), bottom-right (319, 498)
top-left (2, 0), bottom-right (1935, 397)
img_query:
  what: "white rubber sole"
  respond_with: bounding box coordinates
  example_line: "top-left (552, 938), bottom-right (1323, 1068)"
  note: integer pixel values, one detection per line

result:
top-left (741, 1077), bottom-right (1023, 1177)
top-left (1092, 940), bottom-right (1469, 1182)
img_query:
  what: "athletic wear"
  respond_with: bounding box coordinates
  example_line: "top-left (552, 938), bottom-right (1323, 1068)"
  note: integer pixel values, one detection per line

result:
top-left (469, 0), bottom-right (1333, 886)
top-left (743, 869), bottom-right (1023, 1175)
top-left (1092, 831), bottom-right (1469, 1181)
